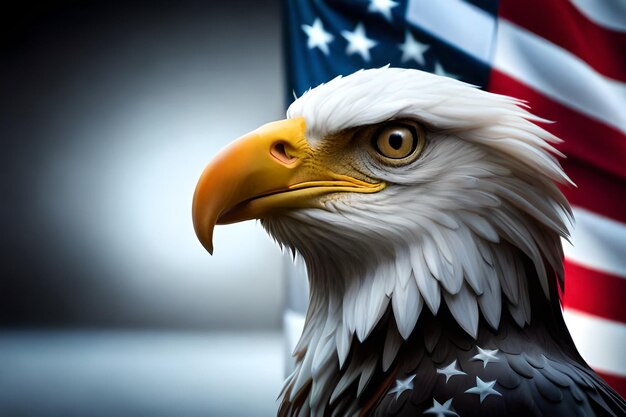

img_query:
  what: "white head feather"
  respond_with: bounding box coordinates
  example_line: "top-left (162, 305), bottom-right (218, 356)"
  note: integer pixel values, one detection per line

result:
top-left (265, 67), bottom-right (573, 412)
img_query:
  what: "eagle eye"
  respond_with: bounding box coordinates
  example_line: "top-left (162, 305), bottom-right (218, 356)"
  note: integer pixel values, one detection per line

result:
top-left (373, 122), bottom-right (425, 164)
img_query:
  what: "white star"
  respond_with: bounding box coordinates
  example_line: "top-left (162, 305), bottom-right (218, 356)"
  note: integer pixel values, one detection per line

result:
top-left (424, 398), bottom-right (459, 417)
top-left (388, 374), bottom-right (415, 399)
top-left (341, 23), bottom-right (378, 62)
top-left (465, 376), bottom-right (502, 403)
top-left (301, 18), bottom-right (334, 55)
top-left (368, 0), bottom-right (399, 22)
top-left (437, 360), bottom-right (467, 383)
top-left (398, 31), bottom-right (429, 65)
top-left (471, 346), bottom-right (500, 368)
top-left (433, 61), bottom-right (459, 80)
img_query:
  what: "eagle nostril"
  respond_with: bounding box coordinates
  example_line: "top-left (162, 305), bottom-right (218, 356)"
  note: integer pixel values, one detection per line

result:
top-left (270, 142), bottom-right (298, 165)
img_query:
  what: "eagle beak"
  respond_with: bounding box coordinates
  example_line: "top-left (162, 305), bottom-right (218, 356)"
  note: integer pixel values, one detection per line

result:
top-left (192, 117), bottom-right (384, 254)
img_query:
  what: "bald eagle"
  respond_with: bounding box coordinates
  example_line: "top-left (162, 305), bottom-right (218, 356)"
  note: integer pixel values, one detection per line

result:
top-left (192, 68), bottom-right (626, 417)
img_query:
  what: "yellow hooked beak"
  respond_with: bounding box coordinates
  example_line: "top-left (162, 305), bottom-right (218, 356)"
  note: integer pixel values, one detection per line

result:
top-left (192, 117), bottom-right (385, 254)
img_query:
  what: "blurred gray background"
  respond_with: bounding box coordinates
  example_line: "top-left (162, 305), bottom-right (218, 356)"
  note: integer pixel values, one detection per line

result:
top-left (0, 1), bottom-right (293, 415)
top-left (1, 0), bottom-right (285, 329)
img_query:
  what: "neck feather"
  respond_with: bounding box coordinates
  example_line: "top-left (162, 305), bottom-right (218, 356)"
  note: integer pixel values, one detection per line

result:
top-left (279, 248), bottom-right (573, 417)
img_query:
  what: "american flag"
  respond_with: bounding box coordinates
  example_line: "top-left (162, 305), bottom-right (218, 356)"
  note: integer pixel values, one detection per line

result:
top-left (283, 0), bottom-right (626, 396)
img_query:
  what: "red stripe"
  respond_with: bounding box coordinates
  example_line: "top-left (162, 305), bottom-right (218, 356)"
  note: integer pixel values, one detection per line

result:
top-left (498, 0), bottom-right (626, 82)
top-left (559, 158), bottom-right (626, 224)
top-left (562, 260), bottom-right (626, 323)
top-left (488, 71), bottom-right (626, 223)
top-left (596, 371), bottom-right (626, 398)
top-left (488, 70), bottom-right (626, 181)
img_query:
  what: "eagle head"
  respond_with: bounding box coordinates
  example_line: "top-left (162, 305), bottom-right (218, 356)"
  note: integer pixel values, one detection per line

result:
top-left (192, 67), bottom-right (574, 414)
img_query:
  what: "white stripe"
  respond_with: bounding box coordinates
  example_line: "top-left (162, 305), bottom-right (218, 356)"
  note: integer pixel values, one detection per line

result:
top-left (493, 20), bottom-right (626, 135)
top-left (404, 1), bottom-right (626, 135)
top-left (405, 0), bottom-right (496, 63)
top-left (571, 0), bottom-right (626, 32)
top-left (564, 308), bottom-right (626, 377)
top-left (564, 207), bottom-right (626, 279)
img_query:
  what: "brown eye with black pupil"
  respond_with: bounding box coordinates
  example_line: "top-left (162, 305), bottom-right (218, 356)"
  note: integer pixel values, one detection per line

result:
top-left (375, 126), bottom-right (415, 159)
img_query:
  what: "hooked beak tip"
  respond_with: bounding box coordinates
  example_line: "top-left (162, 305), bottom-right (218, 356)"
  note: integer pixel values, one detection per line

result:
top-left (196, 229), bottom-right (214, 255)
top-left (192, 200), bottom-right (216, 256)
